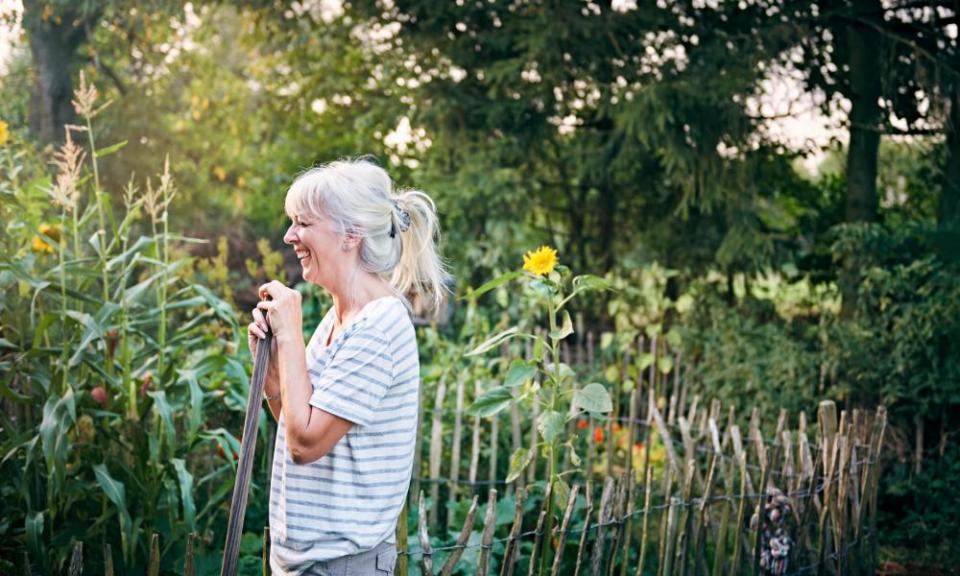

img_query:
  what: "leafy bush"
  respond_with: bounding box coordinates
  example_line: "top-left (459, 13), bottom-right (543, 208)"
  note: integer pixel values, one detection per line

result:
top-left (0, 79), bottom-right (259, 574)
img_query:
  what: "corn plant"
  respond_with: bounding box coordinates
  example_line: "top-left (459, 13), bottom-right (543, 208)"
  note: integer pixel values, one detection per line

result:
top-left (0, 77), bottom-right (255, 574)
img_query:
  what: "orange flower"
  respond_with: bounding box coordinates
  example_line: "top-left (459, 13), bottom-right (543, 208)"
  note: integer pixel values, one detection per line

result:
top-left (613, 423), bottom-right (621, 434)
top-left (577, 418), bottom-right (589, 430)
top-left (594, 427), bottom-right (604, 444)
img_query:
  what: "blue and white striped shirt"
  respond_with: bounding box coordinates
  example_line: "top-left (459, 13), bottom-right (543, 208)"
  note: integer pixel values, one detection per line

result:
top-left (269, 296), bottom-right (419, 575)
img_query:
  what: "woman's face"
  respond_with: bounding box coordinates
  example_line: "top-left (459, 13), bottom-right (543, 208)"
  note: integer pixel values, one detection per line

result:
top-left (283, 210), bottom-right (344, 287)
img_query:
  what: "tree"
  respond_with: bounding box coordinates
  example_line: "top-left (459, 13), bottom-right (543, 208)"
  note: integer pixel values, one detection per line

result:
top-left (22, 0), bottom-right (97, 144)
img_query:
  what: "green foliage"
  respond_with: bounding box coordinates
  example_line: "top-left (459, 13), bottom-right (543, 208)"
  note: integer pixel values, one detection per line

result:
top-left (0, 87), bottom-right (260, 574)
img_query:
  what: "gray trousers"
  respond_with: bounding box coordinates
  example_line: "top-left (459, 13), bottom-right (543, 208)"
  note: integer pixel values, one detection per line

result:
top-left (303, 540), bottom-right (397, 576)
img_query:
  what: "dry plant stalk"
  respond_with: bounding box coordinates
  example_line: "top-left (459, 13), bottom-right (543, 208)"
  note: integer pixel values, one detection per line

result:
top-left (72, 71), bottom-right (112, 119)
top-left (49, 129), bottom-right (85, 212)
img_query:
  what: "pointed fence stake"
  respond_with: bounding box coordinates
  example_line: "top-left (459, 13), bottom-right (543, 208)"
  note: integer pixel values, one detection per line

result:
top-left (478, 489), bottom-right (499, 576)
top-left (441, 495), bottom-right (480, 576)
top-left (551, 484), bottom-right (581, 576)
top-left (501, 489), bottom-right (527, 576)
top-left (148, 533), bottom-right (160, 576)
top-left (573, 482), bottom-right (595, 576)
top-left (590, 477), bottom-right (616, 576)
top-left (418, 491), bottom-right (433, 576)
top-left (68, 542), bottom-right (82, 576)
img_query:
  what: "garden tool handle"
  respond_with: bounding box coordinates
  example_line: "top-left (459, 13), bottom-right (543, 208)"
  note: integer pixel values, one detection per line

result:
top-left (221, 325), bottom-right (272, 576)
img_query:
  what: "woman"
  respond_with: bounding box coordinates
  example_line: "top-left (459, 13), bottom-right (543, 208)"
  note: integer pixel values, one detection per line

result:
top-left (247, 159), bottom-right (447, 575)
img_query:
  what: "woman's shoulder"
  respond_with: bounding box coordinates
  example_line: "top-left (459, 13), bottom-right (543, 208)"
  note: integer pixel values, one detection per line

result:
top-left (359, 296), bottom-right (412, 332)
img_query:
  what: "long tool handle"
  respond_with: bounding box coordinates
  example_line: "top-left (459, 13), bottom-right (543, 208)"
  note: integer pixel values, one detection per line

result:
top-left (221, 330), bottom-right (272, 576)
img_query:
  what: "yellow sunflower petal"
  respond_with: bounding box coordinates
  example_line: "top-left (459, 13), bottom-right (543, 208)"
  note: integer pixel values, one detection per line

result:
top-left (522, 246), bottom-right (558, 276)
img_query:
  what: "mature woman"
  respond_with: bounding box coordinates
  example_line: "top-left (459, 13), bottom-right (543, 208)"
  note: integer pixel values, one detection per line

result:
top-left (247, 159), bottom-right (446, 575)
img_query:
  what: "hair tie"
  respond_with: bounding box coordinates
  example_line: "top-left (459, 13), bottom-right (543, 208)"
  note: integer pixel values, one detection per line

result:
top-left (390, 199), bottom-right (411, 238)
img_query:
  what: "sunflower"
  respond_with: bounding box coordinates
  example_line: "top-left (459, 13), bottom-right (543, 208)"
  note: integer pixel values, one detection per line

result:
top-left (0, 120), bottom-right (9, 146)
top-left (522, 246), bottom-right (558, 276)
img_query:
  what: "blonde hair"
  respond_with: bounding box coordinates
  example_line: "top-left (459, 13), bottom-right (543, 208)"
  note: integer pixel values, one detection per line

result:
top-left (284, 158), bottom-right (449, 313)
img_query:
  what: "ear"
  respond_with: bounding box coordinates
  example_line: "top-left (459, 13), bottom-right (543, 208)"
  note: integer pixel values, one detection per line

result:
top-left (341, 231), bottom-right (363, 252)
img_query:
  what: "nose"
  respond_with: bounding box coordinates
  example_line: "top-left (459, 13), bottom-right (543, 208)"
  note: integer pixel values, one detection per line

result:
top-left (283, 223), bottom-right (297, 245)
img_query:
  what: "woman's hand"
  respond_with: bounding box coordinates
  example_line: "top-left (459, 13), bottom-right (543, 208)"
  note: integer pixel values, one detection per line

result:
top-left (256, 280), bottom-right (304, 343)
top-left (248, 305), bottom-right (279, 384)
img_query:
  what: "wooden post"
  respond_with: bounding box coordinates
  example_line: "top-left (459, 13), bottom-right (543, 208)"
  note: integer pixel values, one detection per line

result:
top-left (673, 459), bottom-right (696, 576)
top-left (635, 466), bottom-right (654, 576)
top-left (587, 331), bottom-right (595, 368)
top-left (441, 495), bottom-right (480, 576)
top-left (448, 374), bottom-right (466, 527)
top-left (590, 477), bottom-right (616, 576)
top-left (729, 456), bottom-right (749, 576)
top-left (648, 334), bottom-right (658, 404)
top-left (607, 474), bottom-right (629, 576)
top-left (563, 338), bottom-right (577, 472)
top-left (67, 542), bottom-right (82, 576)
top-left (752, 431), bottom-right (782, 576)
top-left (397, 500), bottom-right (409, 576)
top-left (573, 482), bottom-right (594, 576)
top-left (511, 397), bottom-right (525, 493)
top-left (711, 458), bottom-right (732, 576)
top-left (470, 380), bottom-right (482, 486)
top-left (656, 468), bottom-right (675, 576)
top-left (501, 489), bottom-right (527, 576)
top-left (411, 383), bottom-right (427, 511)
top-left (429, 375), bottom-right (448, 527)
top-left (529, 509), bottom-right (549, 576)
top-left (815, 409), bottom-right (841, 576)
top-left (866, 407), bottom-right (887, 573)
top-left (551, 484), bottom-right (581, 576)
top-left (691, 430), bottom-right (719, 576)
top-left (619, 390), bottom-right (639, 576)
top-left (576, 314), bottom-right (585, 367)
top-left (104, 543), bottom-right (115, 576)
top-left (418, 491), bottom-right (433, 576)
top-left (478, 489), bottom-right (498, 576)
top-left (148, 533), bottom-right (160, 576)
top-left (660, 497), bottom-right (680, 576)
top-left (490, 412), bottom-right (500, 487)
top-left (528, 390), bottom-right (540, 485)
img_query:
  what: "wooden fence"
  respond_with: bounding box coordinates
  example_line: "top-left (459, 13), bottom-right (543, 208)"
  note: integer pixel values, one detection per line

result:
top-left (55, 330), bottom-right (888, 576)
top-left (395, 395), bottom-right (886, 576)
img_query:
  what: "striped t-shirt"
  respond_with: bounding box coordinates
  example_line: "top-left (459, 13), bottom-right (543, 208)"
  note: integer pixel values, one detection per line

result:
top-left (269, 296), bottom-right (419, 575)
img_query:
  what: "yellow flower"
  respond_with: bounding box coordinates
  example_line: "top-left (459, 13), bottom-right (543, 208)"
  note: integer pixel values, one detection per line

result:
top-left (522, 246), bottom-right (558, 276)
top-left (213, 166), bottom-right (227, 181)
top-left (32, 223), bottom-right (61, 254)
top-left (0, 120), bottom-right (9, 146)
top-left (32, 236), bottom-right (54, 254)
top-left (39, 223), bottom-right (61, 242)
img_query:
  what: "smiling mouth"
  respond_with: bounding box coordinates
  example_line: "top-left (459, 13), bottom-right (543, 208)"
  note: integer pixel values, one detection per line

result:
top-left (294, 249), bottom-right (310, 263)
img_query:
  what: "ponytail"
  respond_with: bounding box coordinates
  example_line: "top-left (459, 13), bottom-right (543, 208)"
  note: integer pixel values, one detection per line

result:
top-left (391, 189), bottom-right (450, 314)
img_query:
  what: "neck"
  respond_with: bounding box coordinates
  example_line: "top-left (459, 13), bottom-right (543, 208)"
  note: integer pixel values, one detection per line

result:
top-left (328, 268), bottom-right (394, 326)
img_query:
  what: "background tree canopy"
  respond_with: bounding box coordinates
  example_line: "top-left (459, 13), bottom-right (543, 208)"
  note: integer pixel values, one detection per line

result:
top-left (2, 0), bottom-right (959, 571)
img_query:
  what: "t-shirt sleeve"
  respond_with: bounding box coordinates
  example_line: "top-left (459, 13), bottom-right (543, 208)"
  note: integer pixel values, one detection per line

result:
top-left (308, 325), bottom-right (393, 427)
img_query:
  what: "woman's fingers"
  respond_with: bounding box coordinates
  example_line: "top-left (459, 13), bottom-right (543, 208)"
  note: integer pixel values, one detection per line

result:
top-left (252, 306), bottom-right (270, 331)
top-left (248, 321), bottom-right (266, 339)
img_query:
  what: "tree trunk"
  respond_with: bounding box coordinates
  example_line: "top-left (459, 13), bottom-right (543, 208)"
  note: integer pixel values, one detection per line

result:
top-left (940, 64), bottom-right (960, 231)
top-left (23, 0), bottom-right (90, 145)
top-left (839, 0), bottom-right (883, 318)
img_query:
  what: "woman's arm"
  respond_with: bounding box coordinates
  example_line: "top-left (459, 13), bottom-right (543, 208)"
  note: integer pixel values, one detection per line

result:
top-left (274, 330), bottom-right (353, 464)
top-left (258, 281), bottom-right (353, 464)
